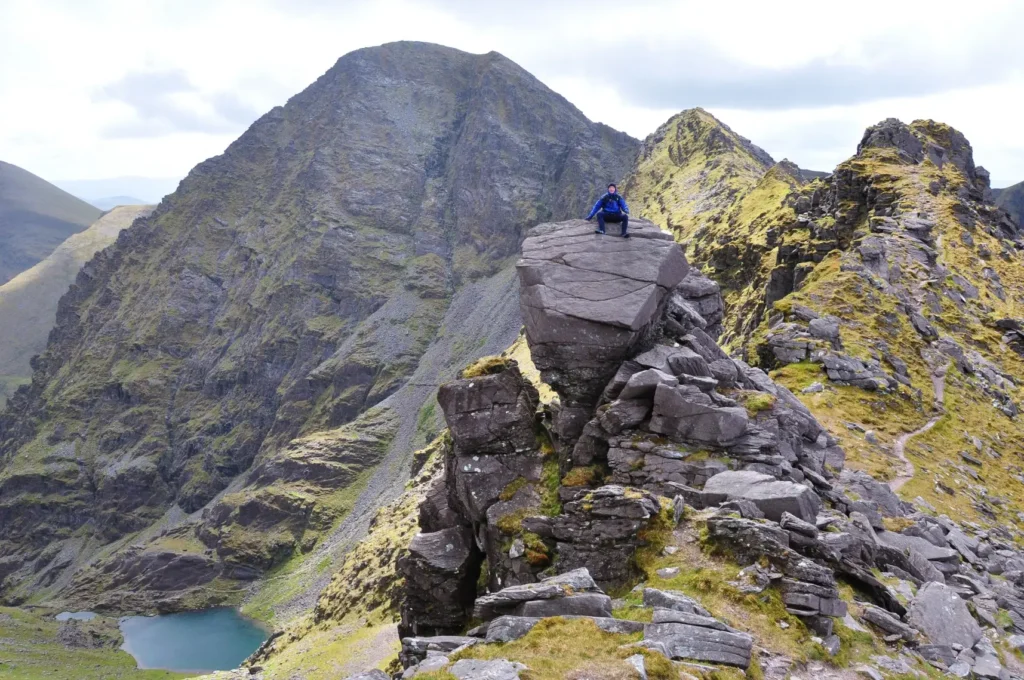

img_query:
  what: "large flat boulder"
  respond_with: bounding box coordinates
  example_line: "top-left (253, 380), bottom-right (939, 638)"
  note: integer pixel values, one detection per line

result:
top-left (907, 582), bottom-right (982, 648)
top-left (702, 470), bottom-right (822, 522)
top-left (518, 219), bottom-right (688, 406)
top-left (473, 567), bottom-right (602, 620)
top-left (643, 621), bottom-right (753, 668)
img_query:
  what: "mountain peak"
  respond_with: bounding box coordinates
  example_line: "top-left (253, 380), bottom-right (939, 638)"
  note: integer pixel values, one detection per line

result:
top-left (857, 117), bottom-right (982, 188)
top-left (624, 109), bottom-right (775, 244)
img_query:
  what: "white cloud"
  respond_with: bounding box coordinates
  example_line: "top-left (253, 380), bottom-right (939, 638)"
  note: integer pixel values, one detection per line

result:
top-left (0, 0), bottom-right (1022, 188)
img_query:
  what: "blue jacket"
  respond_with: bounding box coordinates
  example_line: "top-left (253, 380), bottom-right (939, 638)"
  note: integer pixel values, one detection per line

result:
top-left (587, 192), bottom-right (629, 219)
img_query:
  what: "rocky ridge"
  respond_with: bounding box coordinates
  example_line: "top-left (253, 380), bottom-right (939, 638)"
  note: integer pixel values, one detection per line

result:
top-left (629, 111), bottom-right (1024, 529)
top-left (318, 217), bottom-right (1024, 680)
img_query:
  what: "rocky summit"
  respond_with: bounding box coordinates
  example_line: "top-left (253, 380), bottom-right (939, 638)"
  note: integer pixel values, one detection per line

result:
top-left (0, 41), bottom-right (637, 614)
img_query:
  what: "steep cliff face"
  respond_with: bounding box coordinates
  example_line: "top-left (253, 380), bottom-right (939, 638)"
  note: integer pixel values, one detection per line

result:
top-left (0, 161), bottom-right (101, 286)
top-left (0, 41), bottom-right (638, 608)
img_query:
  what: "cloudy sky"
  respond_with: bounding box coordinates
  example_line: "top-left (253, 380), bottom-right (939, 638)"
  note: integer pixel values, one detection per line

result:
top-left (2, 0), bottom-right (1023, 200)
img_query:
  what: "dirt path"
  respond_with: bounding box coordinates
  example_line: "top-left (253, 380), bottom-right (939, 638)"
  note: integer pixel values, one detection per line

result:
top-left (889, 365), bottom-right (947, 492)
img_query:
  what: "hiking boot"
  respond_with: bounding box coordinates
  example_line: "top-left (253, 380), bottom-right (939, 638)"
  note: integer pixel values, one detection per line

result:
top-left (594, 229), bottom-right (605, 235)
top-left (621, 232), bottom-right (630, 238)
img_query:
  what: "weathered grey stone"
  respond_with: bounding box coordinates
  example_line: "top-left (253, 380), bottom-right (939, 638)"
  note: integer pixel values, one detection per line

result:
top-left (438, 364), bottom-right (539, 456)
top-left (404, 656), bottom-right (451, 678)
top-left (702, 470), bottom-right (822, 522)
top-left (808, 317), bottom-right (841, 345)
top-left (780, 511), bottom-right (819, 537)
top-left (643, 588), bottom-right (713, 616)
top-left (858, 604), bottom-right (917, 642)
top-left (917, 644), bottom-right (957, 666)
top-left (524, 487), bottom-right (662, 587)
top-left (643, 621), bottom-right (753, 667)
top-left (838, 470), bottom-right (908, 517)
top-left (485, 616), bottom-right (541, 643)
top-left (519, 219), bottom-right (687, 406)
top-left (718, 499), bottom-right (765, 520)
top-left (907, 582), bottom-right (982, 647)
top-left (346, 671), bottom-right (390, 680)
top-left (625, 654), bottom-right (648, 680)
top-left (876, 530), bottom-right (957, 562)
top-left (652, 607), bottom-right (733, 631)
top-left (648, 383), bottom-right (750, 446)
top-left (399, 527), bottom-right (482, 637)
top-left (473, 567), bottom-right (600, 620)
top-left (517, 592), bottom-right (612, 618)
top-left (400, 636), bottom-right (479, 669)
top-left (450, 659), bottom-right (527, 680)
top-left (619, 368), bottom-right (677, 401)
top-left (971, 654), bottom-right (1005, 680)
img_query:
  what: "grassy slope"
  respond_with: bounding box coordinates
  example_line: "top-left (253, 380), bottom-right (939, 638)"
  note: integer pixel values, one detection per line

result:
top-left (0, 607), bottom-right (188, 680)
top-left (0, 161), bottom-right (101, 285)
top-left (0, 205), bottom-right (154, 404)
top-left (748, 125), bottom-right (1024, 527)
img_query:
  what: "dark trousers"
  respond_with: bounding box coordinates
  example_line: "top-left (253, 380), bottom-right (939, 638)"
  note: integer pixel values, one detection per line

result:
top-left (596, 211), bottom-right (628, 234)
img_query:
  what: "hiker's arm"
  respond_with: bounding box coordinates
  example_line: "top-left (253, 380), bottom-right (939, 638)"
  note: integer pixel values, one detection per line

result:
top-left (586, 197), bottom-right (602, 219)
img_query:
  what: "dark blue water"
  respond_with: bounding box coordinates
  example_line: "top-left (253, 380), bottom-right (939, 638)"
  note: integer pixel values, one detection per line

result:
top-left (119, 607), bottom-right (269, 673)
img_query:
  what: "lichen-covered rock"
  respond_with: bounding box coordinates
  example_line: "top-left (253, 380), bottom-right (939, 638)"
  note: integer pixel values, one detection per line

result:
top-left (450, 659), bottom-right (528, 680)
top-left (473, 568), bottom-right (602, 620)
top-left (523, 487), bottom-right (662, 588)
top-left (437, 363), bottom-right (539, 457)
top-left (642, 621), bottom-right (753, 667)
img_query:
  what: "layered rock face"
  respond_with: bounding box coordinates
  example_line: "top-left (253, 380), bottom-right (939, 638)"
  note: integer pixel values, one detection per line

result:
top-left (0, 42), bottom-right (638, 606)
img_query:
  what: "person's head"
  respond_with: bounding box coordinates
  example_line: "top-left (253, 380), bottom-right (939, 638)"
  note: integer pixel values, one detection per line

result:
top-left (608, 183), bottom-right (617, 194)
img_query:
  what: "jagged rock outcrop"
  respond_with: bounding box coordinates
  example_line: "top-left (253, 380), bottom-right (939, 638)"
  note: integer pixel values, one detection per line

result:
top-left (0, 42), bottom-right (638, 606)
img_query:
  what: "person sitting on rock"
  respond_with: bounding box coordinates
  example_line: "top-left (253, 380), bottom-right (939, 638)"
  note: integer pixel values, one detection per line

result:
top-left (586, 183), bottom-right (630, 237)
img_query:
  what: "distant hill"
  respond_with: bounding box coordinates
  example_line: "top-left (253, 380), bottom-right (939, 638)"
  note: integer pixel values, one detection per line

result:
top-left (88, 196), bottom-right (147, 211)
top-left (0, 205), bottom-right (154, 405)
top-left (797, 167), bottom-right (829, 181)
top-left (0, 161), bottom-right (101, 285)
top-left (54, 176), bottom-right (181, 206)
top-left (996, 181), bottom-right (1024, 226)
